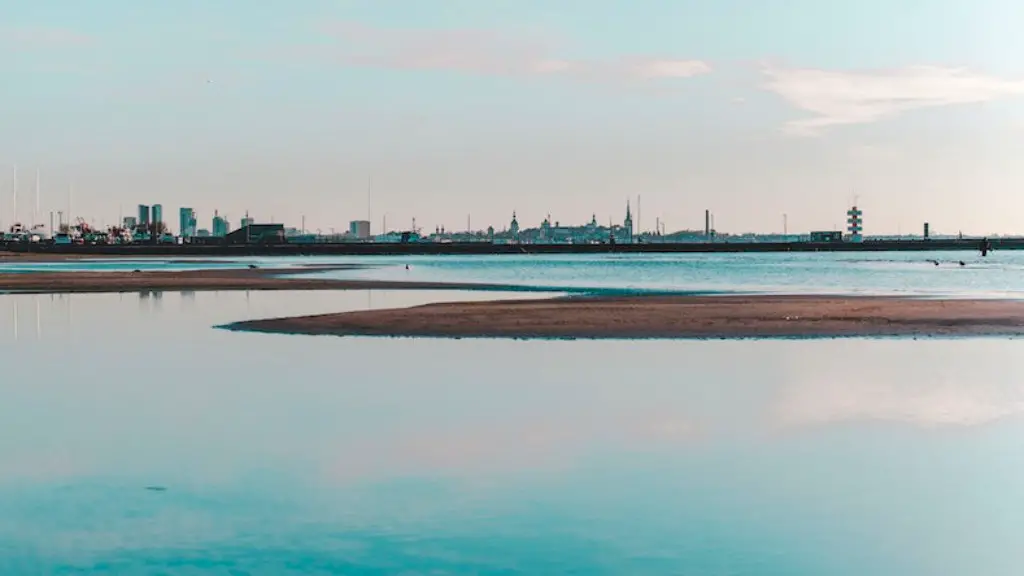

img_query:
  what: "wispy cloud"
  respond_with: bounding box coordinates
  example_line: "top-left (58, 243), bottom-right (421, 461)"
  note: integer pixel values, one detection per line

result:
top-left (763, 65), bottom-right (1024, 136)
top-left (0, 25), bottom-right (92, 49)
top-left (306, 21), bottom-right (710, 82)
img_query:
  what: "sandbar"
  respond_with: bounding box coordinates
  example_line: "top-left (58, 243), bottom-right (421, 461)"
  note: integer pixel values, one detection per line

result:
top-left (0, 252), bottom-right (205, 262)
top-left (226, 295), bottom-right (1024, 339)
top-left (0, 266), bottom-right (528, 294)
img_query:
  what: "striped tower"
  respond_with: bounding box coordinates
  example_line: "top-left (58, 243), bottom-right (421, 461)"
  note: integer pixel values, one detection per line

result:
top-left (846, 206), bottom-right (863, 242)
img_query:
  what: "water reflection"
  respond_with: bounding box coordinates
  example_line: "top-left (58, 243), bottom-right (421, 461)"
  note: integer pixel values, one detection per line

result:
top-left (770, 340), bottom-right (1024, 429)
top-left (2, 292), bottom-right (1024, 574)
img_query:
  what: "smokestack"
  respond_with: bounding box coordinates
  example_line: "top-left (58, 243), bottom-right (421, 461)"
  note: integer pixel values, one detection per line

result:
top-left (705, 209), bottom-right (710, 237)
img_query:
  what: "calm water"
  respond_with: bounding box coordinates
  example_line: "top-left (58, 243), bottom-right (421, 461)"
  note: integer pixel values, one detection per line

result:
top-left (5, 251), bottom-right (1024, 297)
top-left (311, 251), bottom-right (1024, 297)
top-left (3, 290), bottom-right (1024, 574)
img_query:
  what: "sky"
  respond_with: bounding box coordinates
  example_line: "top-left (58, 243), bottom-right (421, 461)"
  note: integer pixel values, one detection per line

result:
top-left (3, 0), bottom-right (1024, 236)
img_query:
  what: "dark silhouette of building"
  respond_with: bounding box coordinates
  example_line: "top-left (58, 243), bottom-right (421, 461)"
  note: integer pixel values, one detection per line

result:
top-left (225, 224), bottom-right (285, 245)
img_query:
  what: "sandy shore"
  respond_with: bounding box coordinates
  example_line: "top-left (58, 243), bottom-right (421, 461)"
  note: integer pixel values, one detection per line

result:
top-left (1, 252), bottom-right (123, 262)
top-left (0, 266), bottom-right (528, 294)
top-left (226, 295), bottom-right (1024, 339)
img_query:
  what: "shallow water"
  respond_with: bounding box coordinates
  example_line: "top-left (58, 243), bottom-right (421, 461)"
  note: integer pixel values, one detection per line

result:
top-left (3, 291), bottom-right (1024, 574)
top-left (313, 251), bottom-right (1024, 297)
top-left (0, 257), bottom-right (252, 274)
top-left (5, 251), bottom-right (1024, 297)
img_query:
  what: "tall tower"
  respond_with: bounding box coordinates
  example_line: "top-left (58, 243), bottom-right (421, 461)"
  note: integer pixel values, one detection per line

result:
top-left (847, 205), bottom-right (863, 242)
top-left (623, 200), bottom-right (633, 243)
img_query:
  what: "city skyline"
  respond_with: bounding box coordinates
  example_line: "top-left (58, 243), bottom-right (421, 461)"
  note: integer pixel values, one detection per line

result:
top-left (0, 165), bottom-right (1007, 239)
top-left (4, 1), bottom-right (1024, 235)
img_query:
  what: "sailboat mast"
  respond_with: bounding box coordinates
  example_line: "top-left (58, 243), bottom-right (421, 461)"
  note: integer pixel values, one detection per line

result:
top-left (67, 181), bottom-right (73, 231)
top-left (12, 164), bottom-right (17, 227)
top-left (34, 168), bottom-right (40, 227)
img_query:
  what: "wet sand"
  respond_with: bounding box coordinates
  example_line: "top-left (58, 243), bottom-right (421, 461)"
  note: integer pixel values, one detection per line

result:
top-left (0, 266), bottom-right (525, 294)
top-left (227, 295), bottom-right (1024, 339)
top-left (0, 251), bottom-right (238, 265)
top-left (1, 252), bottom-right (125, 261)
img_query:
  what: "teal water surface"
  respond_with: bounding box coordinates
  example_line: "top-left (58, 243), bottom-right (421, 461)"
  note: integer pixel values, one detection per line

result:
top-left (5, 251), bottom-right (1024, 296)
top-left (306, 251), bottom-right (1024, 297)
top-left (3, 290), bottom-right (1024, 574)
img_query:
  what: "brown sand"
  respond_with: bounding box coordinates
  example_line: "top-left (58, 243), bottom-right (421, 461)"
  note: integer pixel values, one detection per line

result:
top-left (228, 295), bottom-right (1024, 339)
top-left (0, 252), bottom-right (239, 264)
top-left (0, 252), bottom-right (206, 262)
top-left (0, 266), bottom-right (520, 294)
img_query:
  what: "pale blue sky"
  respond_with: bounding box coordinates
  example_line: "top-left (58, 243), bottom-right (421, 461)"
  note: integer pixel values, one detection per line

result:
top-left (3, 1), bottom-right (1024, 235)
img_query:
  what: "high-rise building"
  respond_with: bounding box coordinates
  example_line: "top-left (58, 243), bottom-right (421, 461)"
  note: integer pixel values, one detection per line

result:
top-left (152, 204), bottom-right (163, 226)
top-left (138, 205), bottom-right (151, 227)
top-left (212, 211), bottom-right (229, 237)
top-left (179, 207), bottom-right (197, 237)
top-left (349, 220), bottom-right (371, 239)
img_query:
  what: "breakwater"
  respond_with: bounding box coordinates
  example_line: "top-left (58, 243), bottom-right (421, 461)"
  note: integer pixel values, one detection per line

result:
top-left (1, 238), bottom-right (1012, 257)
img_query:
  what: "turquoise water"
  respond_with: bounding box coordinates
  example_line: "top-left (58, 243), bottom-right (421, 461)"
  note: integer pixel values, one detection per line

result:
top-left (317, 251), bottom-right (1024, 297)
top-left (3, 289), bottom-right (1024, 574)
top-left (5, 251), bottom-right (1024, 296)
top-left (0, 258), bottom-right (251, 274)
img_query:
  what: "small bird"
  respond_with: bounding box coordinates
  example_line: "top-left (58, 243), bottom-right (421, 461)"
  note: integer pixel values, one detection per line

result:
top-left (959, 261), bottom-right (966, 267)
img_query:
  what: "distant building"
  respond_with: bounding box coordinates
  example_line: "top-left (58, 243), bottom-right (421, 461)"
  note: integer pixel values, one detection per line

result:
top-left (122, 216), bottom-right (138, 230)
top-left (240, 212), bottom-right (254, 229)
top-left (212, 211), bottom-right (229, 237)
top-left (196, 228), bottom-right (211, 238)
top-left (811, 231), bottom-right (844, 243)
top-left (152, 204), bottom-right (163, 227)
top-left (138, 205), bottom-right (151, 227)
top-left (622, 201), bottom-right (633, 243)
top-left (847, 206), bottom-right (863, 242)
top-left (179, 207), bottom-right (197, 238)
top-left (349, 220), bottom-right (371, 239)
top-left (226, 223), bottom-right (284, 245)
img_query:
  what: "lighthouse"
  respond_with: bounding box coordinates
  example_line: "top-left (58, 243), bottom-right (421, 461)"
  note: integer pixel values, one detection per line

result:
top-left (846, 205), bottom-right (863, 242)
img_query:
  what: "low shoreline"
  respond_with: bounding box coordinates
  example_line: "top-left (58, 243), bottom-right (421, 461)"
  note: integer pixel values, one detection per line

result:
top-left (225, 295), bottom-right (1024, 340)
top-left (6, 264), bottom-right (1024, 340)
top-left (0, 236), bottom-right (1005, 256)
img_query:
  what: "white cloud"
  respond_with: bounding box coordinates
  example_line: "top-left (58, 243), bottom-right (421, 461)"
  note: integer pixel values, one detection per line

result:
top-left (632, 59), bottom-right (712, 79)
top-left (763, 65), bottom-right (1024, 136)
top-left (316, 22), bottom-right (711, 83)
top-left (773, 377), bottom-right (1024, 429)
